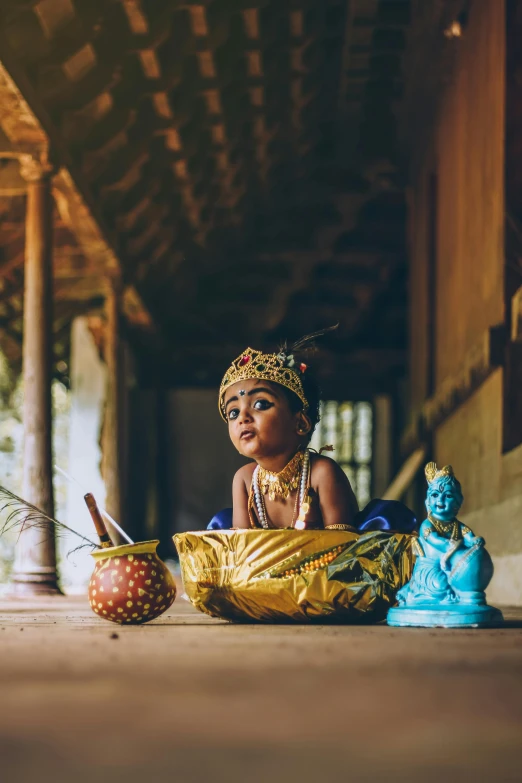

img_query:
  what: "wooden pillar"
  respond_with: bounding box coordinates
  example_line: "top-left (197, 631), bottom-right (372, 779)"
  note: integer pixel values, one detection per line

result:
top-left (102, 279), bottom-right (123, 526)
top-left (11, 155), bottom-right (61, 596)
top-left (372, 394), bottom-right (392, 497)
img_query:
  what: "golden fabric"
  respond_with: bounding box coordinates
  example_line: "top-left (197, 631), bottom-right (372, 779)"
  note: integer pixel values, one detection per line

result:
top-left (174, 529), bottom-right (415, 623)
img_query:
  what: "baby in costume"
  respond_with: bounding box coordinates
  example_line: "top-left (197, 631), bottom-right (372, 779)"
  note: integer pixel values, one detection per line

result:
top-left (175, 334), bottom-right (416, 623)
top-left (210, 334), bottom-right (416, 533)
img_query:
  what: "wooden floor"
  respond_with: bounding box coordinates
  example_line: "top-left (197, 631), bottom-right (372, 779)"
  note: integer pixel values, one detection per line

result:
top-left (0, 594), bottom-right (521, 783)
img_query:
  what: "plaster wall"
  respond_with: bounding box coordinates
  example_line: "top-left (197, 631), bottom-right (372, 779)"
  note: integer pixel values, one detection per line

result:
top-left (169, 389), bottom-right (246, 533)
top-left (434, 0), bottom-right (505, 383)
top-left (61, 317), bottom-right (106, 593)
top-left (410, 0), bottom-right (505, 406)
top-left (408, 1), bottom-right (522, 603)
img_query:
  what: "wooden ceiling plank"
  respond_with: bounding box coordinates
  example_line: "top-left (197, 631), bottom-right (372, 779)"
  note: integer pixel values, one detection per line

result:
top-left (0, 0), bottom-right (409, 372)
top-left (188, 6), bottom-right (209, 38)
top-left (289, 10), bottom-right (304, 39)
top-left (34, 0), bottom-right (76, 40)
top-left (121, 0), bottom-right (149, 35)
top-left (197, 50), bottom-right (216, 79)
top-left (117, 189), bottom-right (159, 232)
top-left (139, 49), bottom-right (161, 79)
top-left (0, 33), bottom-right (153, 330)
top-left (242, 9), bottom-right (260, 41)
top-left (0, 159), bottom-right (27, 195)
top-left (126, 208), bottom-right (169, 257)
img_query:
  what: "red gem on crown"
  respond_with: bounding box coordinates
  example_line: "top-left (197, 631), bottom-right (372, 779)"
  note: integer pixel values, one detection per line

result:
top-left (299, 363), bottom-right (307, 373)
top-left (239, 354), bottom-right (251, 366)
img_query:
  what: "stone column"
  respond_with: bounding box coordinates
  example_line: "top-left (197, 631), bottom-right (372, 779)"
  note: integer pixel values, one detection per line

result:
top-left (11, 155), bottom-right (61, 596)
top-left (101, 278), bottom-right (123, 526)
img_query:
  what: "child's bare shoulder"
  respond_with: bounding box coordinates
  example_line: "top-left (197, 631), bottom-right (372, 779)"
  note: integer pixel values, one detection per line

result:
top-left (233, 462), bottom-right (257, 489)
top-left (310, 452), bottom-right (358, 516)
top-left (310, 452), bottom-right (345, 481)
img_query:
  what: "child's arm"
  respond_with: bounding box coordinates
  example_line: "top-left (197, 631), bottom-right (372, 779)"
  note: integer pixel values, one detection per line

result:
top-left (232, 465), bottom-right (254, 528)
top-left (313, 456), bottom-right (359, 528)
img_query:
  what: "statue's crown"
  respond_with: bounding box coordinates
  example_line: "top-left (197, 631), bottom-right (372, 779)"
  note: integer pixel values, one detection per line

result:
top-left (425, 462), bottom-right (454, 484)
top-left (219, 347), bottom-right (308, 420)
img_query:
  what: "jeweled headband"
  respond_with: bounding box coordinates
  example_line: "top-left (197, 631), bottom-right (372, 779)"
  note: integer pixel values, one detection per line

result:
top-left (219, 347), bottom-right (309, 421)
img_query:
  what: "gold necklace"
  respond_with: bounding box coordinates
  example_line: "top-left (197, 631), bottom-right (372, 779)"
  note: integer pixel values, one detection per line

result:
top-left (257, 451), bottom-right (304, 502)
top-left (428, 513), bottom-right (461, 540)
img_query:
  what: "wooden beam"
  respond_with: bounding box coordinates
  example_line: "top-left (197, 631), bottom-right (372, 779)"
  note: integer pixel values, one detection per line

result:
top-left (0, 158), bottom-right (26, 194)
top-left (0, 33), bottom-right (153, 332)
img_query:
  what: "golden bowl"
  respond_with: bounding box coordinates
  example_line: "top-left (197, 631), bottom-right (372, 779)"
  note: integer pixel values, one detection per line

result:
top-left (174, 529), bottom-right (415, 623)
top-left (89, 540), bottom-right (176, 624)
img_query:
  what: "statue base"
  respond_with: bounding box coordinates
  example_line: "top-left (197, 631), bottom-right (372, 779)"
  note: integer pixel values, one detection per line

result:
top-left (387, 603), bottom-right (503, 628)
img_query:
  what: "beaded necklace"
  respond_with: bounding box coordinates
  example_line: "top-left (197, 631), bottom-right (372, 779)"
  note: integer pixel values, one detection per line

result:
top-left (251, 449), bottom-right (311, 529)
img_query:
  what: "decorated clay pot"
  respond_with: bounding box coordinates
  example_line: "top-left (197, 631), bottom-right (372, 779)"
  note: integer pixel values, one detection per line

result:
top-left (88, 540), bottom-right (176, 624)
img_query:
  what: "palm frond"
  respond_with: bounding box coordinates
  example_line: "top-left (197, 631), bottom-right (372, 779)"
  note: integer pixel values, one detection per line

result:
top-left (0, 484), bottom-right (98, 550)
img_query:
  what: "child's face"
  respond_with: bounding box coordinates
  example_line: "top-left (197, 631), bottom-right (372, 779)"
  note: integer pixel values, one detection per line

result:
top-left (224, 378), bottom-right (304, 460)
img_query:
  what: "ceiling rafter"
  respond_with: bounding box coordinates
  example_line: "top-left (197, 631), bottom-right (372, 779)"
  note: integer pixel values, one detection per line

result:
top-left (0, 0), bottom-right (412, 390)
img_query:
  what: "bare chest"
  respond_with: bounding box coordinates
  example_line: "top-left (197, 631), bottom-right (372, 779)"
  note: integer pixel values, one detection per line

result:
top-left (256, 488), bottom-right (322, 529)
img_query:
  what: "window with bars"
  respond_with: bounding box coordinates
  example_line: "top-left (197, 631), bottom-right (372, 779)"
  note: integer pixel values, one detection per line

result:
top-left (309, 401), bottom-right (373, 508)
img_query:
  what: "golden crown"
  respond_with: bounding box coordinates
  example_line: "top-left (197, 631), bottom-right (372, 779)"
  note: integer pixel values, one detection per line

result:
top-left (219, 347), bottom-right (309, 420)
top-left (425, 462), bottom-right (455, 484)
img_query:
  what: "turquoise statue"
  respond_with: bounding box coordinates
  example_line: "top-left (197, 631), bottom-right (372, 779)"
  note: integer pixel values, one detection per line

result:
top-left (387, 462), bottom-right (503, 628)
